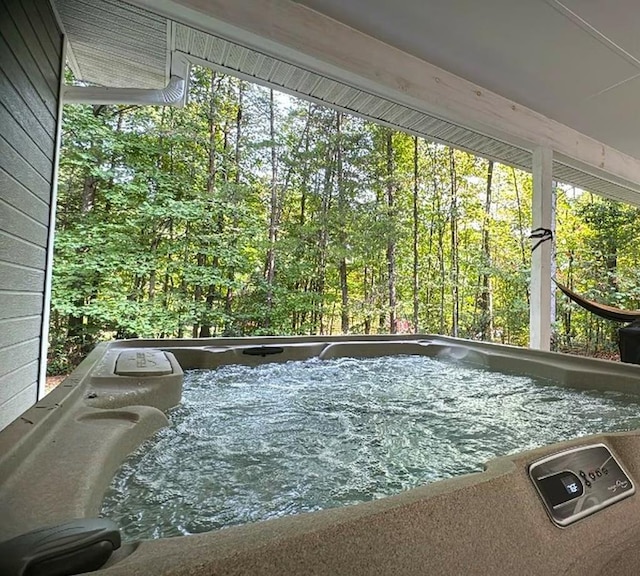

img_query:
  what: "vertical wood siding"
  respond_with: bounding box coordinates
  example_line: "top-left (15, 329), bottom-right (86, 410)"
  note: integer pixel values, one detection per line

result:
top-left (0, 0), bottom-right (62, 430)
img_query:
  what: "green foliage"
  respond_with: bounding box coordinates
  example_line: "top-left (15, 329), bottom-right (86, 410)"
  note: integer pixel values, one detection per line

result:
top-left (49, 67), bottom-right (640, 373)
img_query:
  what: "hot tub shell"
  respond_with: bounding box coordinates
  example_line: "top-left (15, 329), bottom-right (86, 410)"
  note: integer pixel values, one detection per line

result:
top-left (3, 334), bottom-right (640, 575)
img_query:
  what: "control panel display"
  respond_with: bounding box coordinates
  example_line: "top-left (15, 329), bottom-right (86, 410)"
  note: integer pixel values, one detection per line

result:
top-left (529, 443), bottom-right (634, 526)
top-left (537, 471), bottom-right (583, 508)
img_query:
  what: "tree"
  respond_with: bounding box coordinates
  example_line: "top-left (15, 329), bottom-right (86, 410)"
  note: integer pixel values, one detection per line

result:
top-left (476, 160), bottom-right (494, 340)
top-left (51, 66), bottom-right (640, 373)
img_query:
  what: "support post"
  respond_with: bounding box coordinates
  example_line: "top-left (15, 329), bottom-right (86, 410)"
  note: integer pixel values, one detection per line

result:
top-left (38, 37), bottom-right (66, 399)
top-left (530, 147), bottom-right (554, 350)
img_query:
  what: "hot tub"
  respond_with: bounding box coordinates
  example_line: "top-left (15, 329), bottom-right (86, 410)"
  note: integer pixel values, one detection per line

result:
top-left (3, 334), bottom-right (640, 575)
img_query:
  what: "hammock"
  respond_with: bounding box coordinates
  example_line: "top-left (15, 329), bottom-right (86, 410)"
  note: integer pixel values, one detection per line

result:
top-left (554, 280), bottom-right (640, 323)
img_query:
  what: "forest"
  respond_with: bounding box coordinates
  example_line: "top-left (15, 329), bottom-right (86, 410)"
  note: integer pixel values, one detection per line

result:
top-left (49, 67), bottom-right (640, 374)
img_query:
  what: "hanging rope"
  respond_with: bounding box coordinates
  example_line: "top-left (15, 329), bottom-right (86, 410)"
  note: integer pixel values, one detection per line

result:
top-left (529, 227), bottom-right (553, 252)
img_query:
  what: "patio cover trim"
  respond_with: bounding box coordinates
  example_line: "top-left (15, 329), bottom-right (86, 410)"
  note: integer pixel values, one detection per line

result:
top-left (130, 0), bottom-right (640, 202)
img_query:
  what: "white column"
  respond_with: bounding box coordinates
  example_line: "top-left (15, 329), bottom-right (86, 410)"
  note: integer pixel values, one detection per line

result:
top-left (530, 147), bottom-right (554, 350)
top-left (38, 38), bottom-right (67, 399)
top-left (549, 182), bottom-right (557, 335)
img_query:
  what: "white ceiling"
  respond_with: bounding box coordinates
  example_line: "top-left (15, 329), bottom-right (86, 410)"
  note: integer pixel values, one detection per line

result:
top-left (56, 0), bottom-right (168, 89)
top-left (54, 0), bottom-right (640, 202)
top-left (296, 0), bottom-right (640, 158)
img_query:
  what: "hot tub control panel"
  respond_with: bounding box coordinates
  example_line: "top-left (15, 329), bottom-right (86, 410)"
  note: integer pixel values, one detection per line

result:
top-left (529, 443), bottom-right (635, 527)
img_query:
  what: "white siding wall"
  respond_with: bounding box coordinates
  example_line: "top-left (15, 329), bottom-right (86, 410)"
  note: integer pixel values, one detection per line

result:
top-left (0, 0), bottom-right (62, 430)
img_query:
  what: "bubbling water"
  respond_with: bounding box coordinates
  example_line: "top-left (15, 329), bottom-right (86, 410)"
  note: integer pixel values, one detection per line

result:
top-left (101, 355), bottom-right (640, 540)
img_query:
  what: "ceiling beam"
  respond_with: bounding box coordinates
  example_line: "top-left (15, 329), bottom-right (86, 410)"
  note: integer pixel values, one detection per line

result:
top-left (131, 0), bottom-right (640, 196)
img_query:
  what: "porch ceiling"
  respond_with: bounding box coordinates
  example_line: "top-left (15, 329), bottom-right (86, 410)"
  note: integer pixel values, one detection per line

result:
top-left (52, 0), bottom-right (640, 205)
top-left (55, 0), bottom-right (168, 89)
top-left (297, 0), bottom-right (640, 161)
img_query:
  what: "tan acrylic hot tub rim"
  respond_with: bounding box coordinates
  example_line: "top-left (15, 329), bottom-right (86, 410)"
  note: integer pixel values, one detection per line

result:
top-left (3, 334), bottom-right (640, 576)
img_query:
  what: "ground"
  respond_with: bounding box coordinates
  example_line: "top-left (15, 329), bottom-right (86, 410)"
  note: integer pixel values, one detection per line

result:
top-left (45, 375), bottom-right (66, 394)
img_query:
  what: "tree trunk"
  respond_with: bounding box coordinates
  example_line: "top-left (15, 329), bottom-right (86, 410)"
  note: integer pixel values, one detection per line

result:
top-left (449, 148), bottom-right (459, 338)
top-left (386, 130), bottom-right (397, 333)
top-left (477, 160), bottom-right (494, 340)
top-left (424, 145), bottom-right (439, 331)
top-left (412, 136), bottom-right (420, 333)
top-left (437, 188), bottom-right (446, 335)
top-left (511, 168), bottom-right (529, 280)
top-left (562, 252), bottom-right (574, 347)
top-left (192, 227), bottom-right (204, 338)
top-left (197, 71), bottom-right (220, 337)
top-left (224, 80), bottom-right (244, 335)
top-left (207, 73), bottom-right (220, 196)
top-left (207, 105), bottom-right (231, 336)
top-left (67, 104), bottom-right (109, 360)
top-left (363, 266), bottom-right (371, 334)
top-left (316, 135), bottom-right (334, 335)
top-left (148, 240), bottom-right (158, 300)
top-left (264, 89), bottom-right (278, 328)
top-left (336, 112), bottom-right (349, 333)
